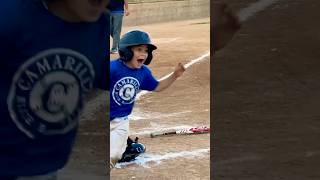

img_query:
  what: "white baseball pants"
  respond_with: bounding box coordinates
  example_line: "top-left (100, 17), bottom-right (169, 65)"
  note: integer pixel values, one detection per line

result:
top-left (110, 116), bottom-right (129, 169)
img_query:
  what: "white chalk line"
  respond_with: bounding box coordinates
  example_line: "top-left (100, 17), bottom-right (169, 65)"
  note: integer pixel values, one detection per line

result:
top-left (214, 155), bottom-right (263, 166)
top-left (136, 51), bottom-right (210, 101)
top-left (115, 148), bottom-right (210, 168)
top-left (153, 37), bottom-right (180, 44)
top-left (238, 0), bottom-right (280, 22)
top-left (130, 109), bottom-right (193, 121)
top-left (158, 51), bottom-right (210, 81)
top-left (184, 51), bottom-right (210, 69)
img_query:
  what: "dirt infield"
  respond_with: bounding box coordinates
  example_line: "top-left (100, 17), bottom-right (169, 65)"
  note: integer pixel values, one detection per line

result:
top-left (213, 0), bottom-right (320, 179)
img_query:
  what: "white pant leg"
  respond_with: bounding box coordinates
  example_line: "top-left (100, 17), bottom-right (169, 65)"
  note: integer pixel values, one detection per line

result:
top-left (110, 117), bottom-right (129, 168)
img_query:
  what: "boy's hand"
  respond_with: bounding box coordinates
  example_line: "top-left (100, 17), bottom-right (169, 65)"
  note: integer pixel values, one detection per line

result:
top-left (213, 2), bottom-right (241, 51)
top-left (155, 63), bottom-right (185, 92)
top-left (173, 63), bottom-right (186, 78)
top-left (125, 9), bottom-right (130, 16)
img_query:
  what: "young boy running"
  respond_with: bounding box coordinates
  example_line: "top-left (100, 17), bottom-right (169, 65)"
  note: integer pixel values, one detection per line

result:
top-left (109, 29), bottom-right (185, 168)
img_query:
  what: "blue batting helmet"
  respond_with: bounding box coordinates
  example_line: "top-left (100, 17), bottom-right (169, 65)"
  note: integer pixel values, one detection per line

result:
top-left (118, 30), bottom-right (157, 65)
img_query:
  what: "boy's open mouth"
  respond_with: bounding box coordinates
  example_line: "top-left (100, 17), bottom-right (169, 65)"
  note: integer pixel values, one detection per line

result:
top-left (137, 59), bottom-right (144, 63)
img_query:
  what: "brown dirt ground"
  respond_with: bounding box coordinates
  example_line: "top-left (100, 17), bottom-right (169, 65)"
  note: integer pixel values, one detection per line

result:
top-left (213, 0), bottom-right (320, 179)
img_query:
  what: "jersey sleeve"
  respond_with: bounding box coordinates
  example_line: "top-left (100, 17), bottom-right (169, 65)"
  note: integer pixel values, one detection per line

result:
top-left (140, 66), bottom-right (159, 91)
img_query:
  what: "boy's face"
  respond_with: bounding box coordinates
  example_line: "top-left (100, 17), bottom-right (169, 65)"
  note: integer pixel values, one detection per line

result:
top-left (65, 0), bottom-right (108, 22)
top-left (126, 45), bottom-right (149, 69)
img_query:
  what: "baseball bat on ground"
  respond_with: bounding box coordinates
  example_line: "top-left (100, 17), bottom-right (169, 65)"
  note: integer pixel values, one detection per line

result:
top-left (150, 126), bottom-right (210, 138)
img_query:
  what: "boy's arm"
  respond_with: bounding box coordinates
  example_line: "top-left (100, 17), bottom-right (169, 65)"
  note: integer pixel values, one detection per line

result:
top-left (124, 0), bottom-right (130, 16)
top-left (154, 63), bottom-right (185, 92)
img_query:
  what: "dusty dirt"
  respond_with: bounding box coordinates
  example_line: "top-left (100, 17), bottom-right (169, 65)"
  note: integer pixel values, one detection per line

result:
top-left (213, 0), bottom-right (320, 179)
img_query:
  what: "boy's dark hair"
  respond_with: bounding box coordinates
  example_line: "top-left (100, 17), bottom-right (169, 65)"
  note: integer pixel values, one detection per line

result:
top-left (118, 30), bottom-right (157, 65)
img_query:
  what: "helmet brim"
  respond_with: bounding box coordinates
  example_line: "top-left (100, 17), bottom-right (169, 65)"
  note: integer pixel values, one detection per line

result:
top-left (120, 43), bottom-right (157, 51)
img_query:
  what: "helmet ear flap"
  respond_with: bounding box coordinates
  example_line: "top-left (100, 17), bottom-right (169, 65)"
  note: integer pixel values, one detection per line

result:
top-left (144, 51), bottom-right (153, 65)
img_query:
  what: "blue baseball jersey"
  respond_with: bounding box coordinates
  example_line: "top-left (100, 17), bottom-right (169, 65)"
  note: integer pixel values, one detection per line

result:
top-left (110, 59), bottom-right (159, 120)
top-left (108, 0), bottom-right (125, 13)
top-left (0, 0), bottom-right (109, 176)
